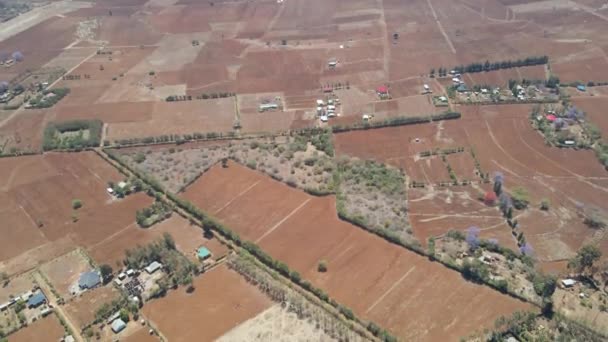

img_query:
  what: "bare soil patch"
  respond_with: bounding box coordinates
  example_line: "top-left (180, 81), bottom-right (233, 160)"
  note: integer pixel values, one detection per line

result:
top-left (217, 304), bottom-right (337, 342)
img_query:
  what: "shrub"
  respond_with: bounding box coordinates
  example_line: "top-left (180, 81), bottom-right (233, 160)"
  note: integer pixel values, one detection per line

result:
top-left (540, 198), bottom-right (550, 211)
top-left (317, 260), bottom-right (327, 272)
top-left (72, 199), bottom-right (82, 210)
top-left (511, 186), bottom-right (530, 209)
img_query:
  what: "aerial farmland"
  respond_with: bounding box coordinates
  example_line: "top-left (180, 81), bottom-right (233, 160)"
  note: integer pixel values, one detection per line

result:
top-left (0, 0), bottom-right (608, 341)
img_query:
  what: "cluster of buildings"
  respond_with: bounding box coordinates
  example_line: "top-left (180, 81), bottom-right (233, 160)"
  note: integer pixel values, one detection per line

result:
top-left (317, 97), bottom-right (340, 122)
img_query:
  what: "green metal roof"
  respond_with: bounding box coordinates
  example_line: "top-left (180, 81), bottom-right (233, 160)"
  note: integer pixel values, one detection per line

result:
top-left (197, 247), bottom-right (211, 259)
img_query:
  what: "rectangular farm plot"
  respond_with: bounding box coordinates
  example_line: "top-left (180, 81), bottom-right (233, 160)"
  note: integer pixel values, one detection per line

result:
top-left (186, 162), bottom-right (532, 340)
top-left (39, 250), bottom-right (93, 299)
top-left (64, 285), bottom-right (121, 329)
top-left (106, 99), bottom-right (237, 142)
top-left (0, 152), bottom-right (154, 275)
top-left (88, 215), bottom-right (229, 266)
top-left (142, 264), bottom-right (272, 342)
top-left (182, 161), bottom-right (266, 214)
top-left (445, 152), bottom-right (478, 180)
top-left (7, 314), bottom-right (66, 342)
top-left (184, 163), bottom-right (310, 242)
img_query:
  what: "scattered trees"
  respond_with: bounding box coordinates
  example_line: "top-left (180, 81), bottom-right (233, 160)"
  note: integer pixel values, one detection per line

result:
top-left (568, 244), bottom-right (601, 274)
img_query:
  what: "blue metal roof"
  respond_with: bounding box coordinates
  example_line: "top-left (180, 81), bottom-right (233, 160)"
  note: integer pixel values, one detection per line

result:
top-left (27, 292), bottom-right (46, 307)
top-left (197, 247), bottom-right (211, 259)
top-left (79, 271), bottom-right (101, 289)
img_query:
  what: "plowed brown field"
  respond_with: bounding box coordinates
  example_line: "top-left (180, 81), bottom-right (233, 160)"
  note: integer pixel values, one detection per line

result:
top-left (181, 161), bottom-right (531, 341)
top-left (142, 264), bottom-right (271, 342)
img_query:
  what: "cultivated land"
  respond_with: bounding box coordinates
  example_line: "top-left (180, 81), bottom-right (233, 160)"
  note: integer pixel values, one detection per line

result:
top-left (142, 264), bottom-right (272, 342)
top-left (7, 314), bottom-right (66, 342)
top-left (0, 152), bottom-right (152, 276)
top-left (1, 0), bottom-right (608, 340)
top-left (335, 105), bottom-right (608, 269)
top-left (181, 162), bottom-right (531, 340)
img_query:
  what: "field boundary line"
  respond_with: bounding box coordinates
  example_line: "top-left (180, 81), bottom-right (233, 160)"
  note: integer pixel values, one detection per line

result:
top-left (88, 222), bottom-right (136, 250)
top-left (48, 49), bottom-right (97, 89)
top-left (214, 180), bottom-right (262, 214)
top-left (365, 266), bottom-right (416, 314)
top-left (255, 198), bottom-right (311, 243)
top-left (426, 0), bottom-right (456, 54)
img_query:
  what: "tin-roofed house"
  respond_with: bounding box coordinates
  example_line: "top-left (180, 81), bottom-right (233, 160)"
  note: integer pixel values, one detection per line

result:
top-left (79, 271), bottom-right (101, 290)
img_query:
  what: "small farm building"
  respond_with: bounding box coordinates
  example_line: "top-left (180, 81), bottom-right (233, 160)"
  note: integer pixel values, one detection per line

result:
top-left (258, 103), bottom-right (278, 112)
top-left (111, 319), bottom-right (127, 333)
top-left (79, 271), bottom-right (101, 289)
top-left (197, 247), bottom-right (211, 261)
top-left (561, 279), bottom-right (576, 287)
top-left (376, 85), bottom-right (389, 95)
top-left (27, 291), bottom-right (46, 308)
top-left (576, 85), bottom-right (586, 92)
top-left (145, 261), bottom-right (162, 274)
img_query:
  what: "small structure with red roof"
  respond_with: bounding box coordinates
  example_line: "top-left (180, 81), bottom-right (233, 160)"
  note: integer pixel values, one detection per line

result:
top-left (546, 114), bottom-right (557, 122)
top-left (376, 85), bottom-right (389, 99)
top-left (484, 191), bottom-right (497, 206)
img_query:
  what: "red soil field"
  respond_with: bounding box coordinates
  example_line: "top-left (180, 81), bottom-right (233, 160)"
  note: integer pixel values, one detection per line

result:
top-left (64, 285), bottom-right (121, 328)
top-left (0, 109), bottom-right (48, 152)
top-left (552, 56), bottom-right (608, 83)
top-left (0, 152), bottom-right (152, 275)
top-left (0, 16), bottom-right (78, 81)
top-left (572, 97), bottom-right (608, 137)
top-left (7, 314), bottom-right (65, 342)
top-left (446, 152), bottom-right (478, 180)
top-left (334, 104), bottom-right (608, 266)
top-left (88, 215), bottom-right (229, 266)
top-left (142, 264), bottom-right (272, 342)
top-left (181, 162), bottom-right (531, 340)
top-left (106, 99), bottom-right (237, 141)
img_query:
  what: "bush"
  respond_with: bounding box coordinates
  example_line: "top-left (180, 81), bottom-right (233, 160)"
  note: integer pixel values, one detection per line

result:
top-left (511, 186), bottom-right (530, 209)
top-left (72, 199), bottom-right (82, 210)
top-left (317, 260), bottom-right (327, 272)
top-left (540, 198), bottom-right (550, 211)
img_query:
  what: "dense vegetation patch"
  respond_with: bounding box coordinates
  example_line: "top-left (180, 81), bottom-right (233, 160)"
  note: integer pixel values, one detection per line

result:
top-left (28, 88), bottom-right (70, 109)
top-left (335, 157), bottom-right (412, 242)
top-left (42, 119), bottom-right (103, 151)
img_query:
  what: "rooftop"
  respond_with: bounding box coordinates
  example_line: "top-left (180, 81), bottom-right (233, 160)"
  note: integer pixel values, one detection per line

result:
top-left (145, 261), bottom-right (162, 274)
top-left (111, 318), bottom-right (127, 333)
top-left (79, 271), bottom-right (101, 289)
top-left (27, 291), bottom-right (46, 308)
top-left (197, 247), bottom-right (211, 259)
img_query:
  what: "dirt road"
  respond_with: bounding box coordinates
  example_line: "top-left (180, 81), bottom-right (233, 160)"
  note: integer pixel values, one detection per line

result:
top-left (33, 271), bottom-right (83, 342)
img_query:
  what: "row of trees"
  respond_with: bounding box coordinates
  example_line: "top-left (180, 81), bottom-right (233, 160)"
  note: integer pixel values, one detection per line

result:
top-left (457, 56), bottom-right (549, 75)
top-left (331, 111), bottom-right (461, 133)
top-left (432, 56), bottom-right (549, 77)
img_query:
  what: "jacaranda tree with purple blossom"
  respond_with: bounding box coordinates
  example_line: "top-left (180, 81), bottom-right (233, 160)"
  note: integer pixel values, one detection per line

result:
top-left (466, 226), bottom-right (480, 250)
